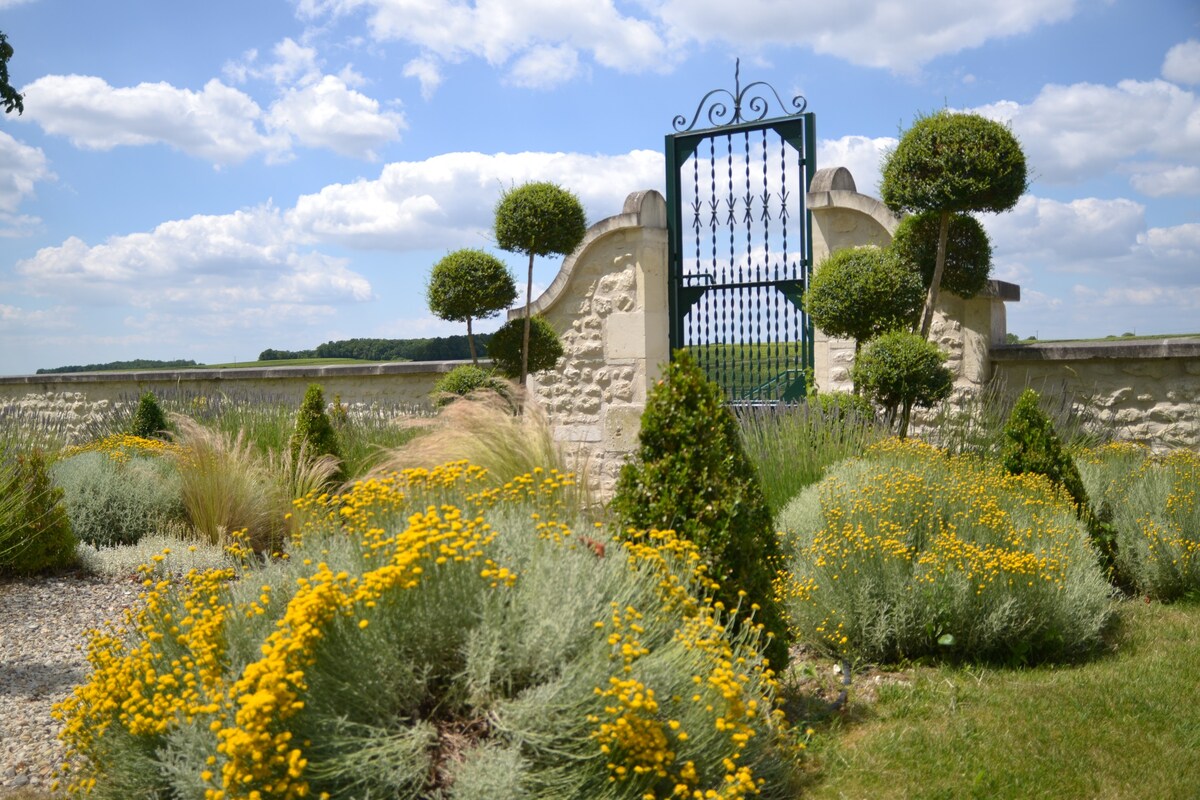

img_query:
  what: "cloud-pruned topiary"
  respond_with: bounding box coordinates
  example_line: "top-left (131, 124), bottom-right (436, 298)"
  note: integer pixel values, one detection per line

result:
top-left (881, 110), bottom-right (1027, 336)
top-left (804, 246), bottom-right (925, 351)
top-left (611, 349), bottom-right (790, 669)
top-left (890, 210), bottom-right (993, 300)
top-left (486, 316), bottom-right (563, 379)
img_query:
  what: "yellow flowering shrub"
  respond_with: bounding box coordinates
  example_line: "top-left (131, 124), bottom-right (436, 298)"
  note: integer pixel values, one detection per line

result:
top-left (778, 438), bottom-right (1112, 663)
top-left (58, 459), bottom-right (800, 800)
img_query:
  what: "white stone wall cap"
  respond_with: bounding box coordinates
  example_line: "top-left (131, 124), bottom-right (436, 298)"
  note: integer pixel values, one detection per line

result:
top-left (991, 338), bottom-right (1200, 361)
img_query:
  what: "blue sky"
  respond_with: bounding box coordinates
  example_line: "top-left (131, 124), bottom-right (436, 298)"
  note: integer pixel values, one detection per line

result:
top-left (1, 0), bottom-right (1198, 375)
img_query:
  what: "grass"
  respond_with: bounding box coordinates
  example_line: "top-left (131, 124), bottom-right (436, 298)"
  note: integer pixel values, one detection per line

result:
top-left (794, 599), bottom-right (1200, 800)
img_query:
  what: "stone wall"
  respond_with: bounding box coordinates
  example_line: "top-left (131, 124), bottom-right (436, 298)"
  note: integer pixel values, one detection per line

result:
top-left (510, 190), bottom-right (669, 498)
top-left (992, 339), bottom-right (1200, 450)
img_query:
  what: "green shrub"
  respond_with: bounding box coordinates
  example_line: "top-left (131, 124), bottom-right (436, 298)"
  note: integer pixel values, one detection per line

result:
top-left (289, 384), bottom-right (342, 478)
top-left (56, 466), bottom-right (798, 800)
top-left (0, 449), bottom-right (76, 575)
top-left (778, 438), bottom-right (1112, 664)
top-left (851, 330), bottom-right (953, 437)
top-left (129, 391), bottom-right (170, 440)
top-left (52, 450), bottom-right (185, 548)
top-left (611, 350), bottom-right (790, 669)
top-left (486, 316), bottom-right (564, 379)
top-left (803, 245), bottom-right (924, 349)
top-left (432, 364), bottom-right (513, 407)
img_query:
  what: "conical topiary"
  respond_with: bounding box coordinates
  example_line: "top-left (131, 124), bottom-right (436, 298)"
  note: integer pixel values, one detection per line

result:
top-left (611, 350), bottom-right (790, 669)
top-left (130, 391), bottom-right (170, 440)
top-left (290, 384), bottom-right (342, 479)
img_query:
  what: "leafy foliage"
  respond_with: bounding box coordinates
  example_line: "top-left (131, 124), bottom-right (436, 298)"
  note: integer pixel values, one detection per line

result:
top-left (890, 210), bottom-right (993, 299)
top-left (804, 246), bottom-right (925, 349)
top-left (52, 450), bottom-right (185, 548)
top-left (129, 391), bottom-right (170, 440)
top-left (880, 111), bottom-right (1028, 216)
top-left (0, 31), bottom-right (24, 115)
top-left (487, 316), bottom-right (564, 378)
top-left (0, 449), bottom-right (75, 575)
top-left (432, 364), bottom-right (512, 407)
top-left (611, 350), bottom-right (790, 668)
top-left (494, 181), bottom-right (588, 259)
top-left (427, 249), bottom-right (518, 364)
top-left (289, 384), bottom-right (342, 476)
top-left (851, 330), bottom-right (953, 438)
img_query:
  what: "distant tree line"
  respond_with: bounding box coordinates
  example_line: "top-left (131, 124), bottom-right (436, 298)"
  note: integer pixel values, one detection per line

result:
top-left (258, 334), bottom-right (493, 363)
top-left (37, 359), bottom-right (199, 374)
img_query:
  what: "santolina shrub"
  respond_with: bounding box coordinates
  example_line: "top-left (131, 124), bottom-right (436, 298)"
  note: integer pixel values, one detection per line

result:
top-left (777, 438), bottom-right (1112, 664)
top-left (56, 461), bottom-right (801, 800)
top-left (1080, 445), bottom-right (1200, 600)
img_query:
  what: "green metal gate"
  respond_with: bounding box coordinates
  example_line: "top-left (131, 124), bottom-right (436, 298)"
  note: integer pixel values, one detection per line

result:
top-left (665, 62), bottom-right (815, 402)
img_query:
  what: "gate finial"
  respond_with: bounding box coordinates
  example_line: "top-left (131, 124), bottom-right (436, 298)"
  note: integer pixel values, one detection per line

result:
top-left (672, 58), bottom-right (807, 133)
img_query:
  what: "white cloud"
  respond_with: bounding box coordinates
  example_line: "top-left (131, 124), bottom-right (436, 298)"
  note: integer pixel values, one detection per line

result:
top-left (1127, 163), bottom-right (1200, 197)
top-left (0, 303), bottom-right (75, 332)
top-left (984, 195), bottom-right (1145, 267)
top-left (816, 135), bottom-right (896, 197)
top-left (973, 79), bottom-right (1200, 188)
top-left (403, 56), bottom-right (443, 99)
top-left (15, 204), bottom-right (374, 312)
top-left (506, 44), bottom-right (582, 90)
top-left (267, 74), bottom-right (405, 159)
top-left (225, 38), bottom-right (323, 87)
top-left (1163, 39), bottom-right (1200, 86)
top-left (287, 149), bottom-right (665, 250)
top-left (20, 75), bottom-right (289, 165)
top-left (0, 129), bottom-right (52, 216)
top-left (641, 0), bottom-right (1075, 73)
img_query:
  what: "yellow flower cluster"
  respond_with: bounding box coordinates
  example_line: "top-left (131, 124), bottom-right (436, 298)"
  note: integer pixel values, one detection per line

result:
top-left (61, 433), bottom-right (178, 463)
top-left (54, 565), bottom-right (233, 795)
top-left (590, 528), bottom-right (776, 800)
top-left (211, 500), bottom-right (502, 800)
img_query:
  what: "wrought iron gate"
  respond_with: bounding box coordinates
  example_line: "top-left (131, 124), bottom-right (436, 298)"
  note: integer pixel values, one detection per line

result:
top-left (665, 62), bottom-right (815, 402)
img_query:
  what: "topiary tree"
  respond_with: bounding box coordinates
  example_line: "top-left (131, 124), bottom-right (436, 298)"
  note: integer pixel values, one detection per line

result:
top-left (889, 210), bottom-right (993, 300)
top-left (611, 350), bottom-right (790, 669)
top-left (130, 391), bottom-right (170, 440)
top-left (290, 384), bottom-right (342, 480)
top-left (426, 249), bottom-right (517, 365)
top-left (803, 246), bottom-right (925, 354)
top-left (494, 181), bottom-right (586, 386)
top-left (1000, 389), bottom-right (1119, 579)
top-left (486, 316), bottom-right (564, 380)
top-left (851, 330), bottom-right (953, 438)
top-left (881, 110), bottom-right (1027, 336)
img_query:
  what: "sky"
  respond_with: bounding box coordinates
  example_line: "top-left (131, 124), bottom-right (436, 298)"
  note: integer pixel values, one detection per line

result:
top-left (0, 0), bottom-right (1198, 376)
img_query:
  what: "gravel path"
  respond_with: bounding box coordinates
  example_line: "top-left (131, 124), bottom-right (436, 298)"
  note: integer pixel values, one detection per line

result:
top-left (0, 573), bottom-right (143, 795)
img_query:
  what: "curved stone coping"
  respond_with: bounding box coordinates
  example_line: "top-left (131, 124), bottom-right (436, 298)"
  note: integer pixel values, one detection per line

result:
top-left (980, 280), bottom-right (1020, 302)
top-left (508, 189), bottom-right (667, 321)
top-left (0, 359), bottom-right (481, 385)
top-left (990, 338), bottom-right (1200, 361)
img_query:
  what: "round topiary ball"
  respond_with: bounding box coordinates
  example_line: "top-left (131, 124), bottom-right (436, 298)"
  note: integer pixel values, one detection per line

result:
top-left (890, 211), bottom-right (992, 299)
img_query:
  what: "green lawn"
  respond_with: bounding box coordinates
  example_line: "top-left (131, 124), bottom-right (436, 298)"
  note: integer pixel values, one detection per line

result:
top-left (795, 599), bottom-right (1200, 800)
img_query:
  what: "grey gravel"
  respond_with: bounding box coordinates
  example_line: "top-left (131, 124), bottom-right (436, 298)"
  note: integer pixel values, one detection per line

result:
top-left (0, 573), bottom-right (143, 794)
